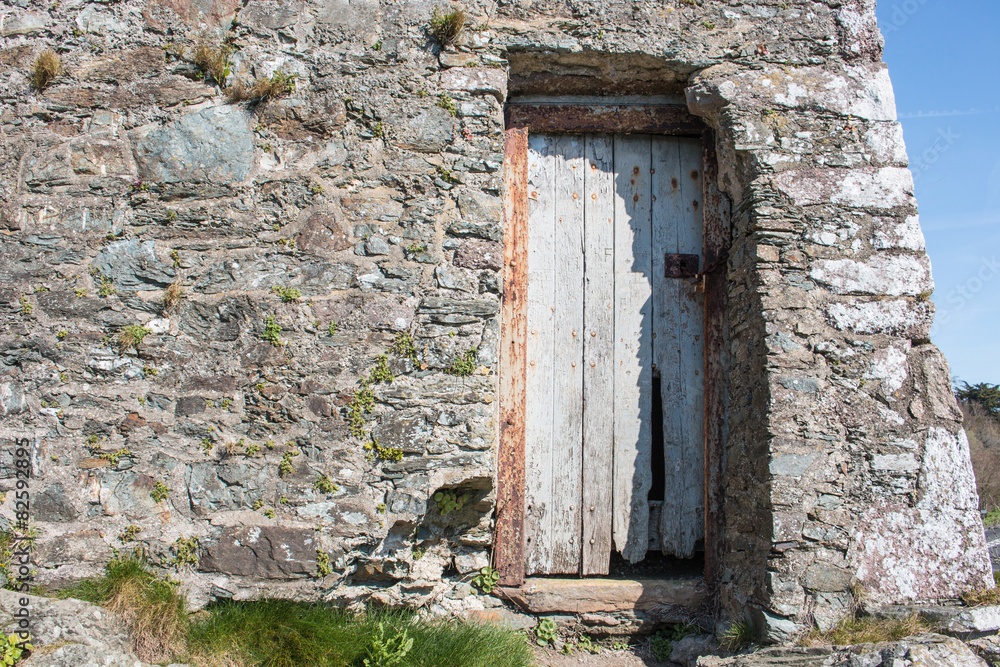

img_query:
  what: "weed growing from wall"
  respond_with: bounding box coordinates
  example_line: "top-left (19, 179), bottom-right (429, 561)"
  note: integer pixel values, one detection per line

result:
top-left (447, 348), bottom-right (477, 376)
top-left (192, 37), bottom-right (232, 85)
top-left (32, 49), bottom-right (61, 90)
top-left (117, 325), bottom-right (151, 352)
top-left (429, 7), bottom-right (466, 46)
top-left (314, 475), bottom-right (338, 494)
top-left (262, 315), bottom-right (284, 346)
top-left (169, 537), bottom-right (199, 569)
top-left (271, 285), bottom-right (301, 302)
top-left (151, 481), bottom-right (170, 503)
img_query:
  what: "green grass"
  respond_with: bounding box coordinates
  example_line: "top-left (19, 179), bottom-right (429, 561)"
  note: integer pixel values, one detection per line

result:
top-left (57, 552), bottom-right (188, 663)
top-left (188, 600), bottom-right (533, 667)
top-left (984, 507), bottom-right (1000, 526)
top-left (55, 554), bottom-right (533, 667)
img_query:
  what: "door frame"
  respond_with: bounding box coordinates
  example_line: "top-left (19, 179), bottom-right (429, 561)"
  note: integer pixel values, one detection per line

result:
top-left (495, 102), bottom-right (730, 588)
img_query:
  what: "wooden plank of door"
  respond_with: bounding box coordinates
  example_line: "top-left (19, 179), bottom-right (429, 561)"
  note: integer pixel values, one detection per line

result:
top-left (612, 134), bottom-right (653, 564)
top-left (651, 136), bottom-right (685, 556)
top-left (582, 133), bottom-right (615, 575)
top-left (549, 134), bottom-right (585, 573)
top-left (676, 137), bottom-right (706, 557)
top-left (652, 137), bottom-right (706, 558)
top-left (524, 134), bottom-right (557, 575)
top-left (496, 127), bottom-right (528, 586)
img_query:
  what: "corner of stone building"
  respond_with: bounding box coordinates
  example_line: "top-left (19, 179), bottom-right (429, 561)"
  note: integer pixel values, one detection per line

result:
top-left (684, 16), bottom-right (993, 640)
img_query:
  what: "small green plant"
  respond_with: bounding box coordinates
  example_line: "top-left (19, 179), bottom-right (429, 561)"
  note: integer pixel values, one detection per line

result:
top-left (75, 287), bottom-right (88, 297)
top-left (18, 297), bottom-right (32, 316)
top-left (252, 499), bottom-right (264, 511)
top-left (534, 618), bottom-right (558, 646)
top-left (169, 536), bottom-right (199, 568)
top-left (376, 502), bottom-right (386, 513)
top-left (59, 372), bottom-right (68, 382)
top-left (651, 623), bottom-right (698, 661)
top-left (142, 365), bottom-right (158, 376)
top-left (244, 442), bottom-right (260, 457)
top-left (436, 92), bottom-right (458, 117)
top-left (316, 549), bottom-right (333, 577)
top-left (151, 480), bottom-right (170, 503)
top-left (720, 621), bottom-right (756, 652)
top-left (263, 508), bottom-right (275, 518)
top-left (98, 275), bottom-right (116, 298)
top-left (271, 285), bottom-right (301, 302)
top-left (117, 325), bottom-right (151, 352)
top-left (119, 525), bottom-right (141, 543)
top-left (984, 507), bottom-right (1000, 526)
top-left (374, 442), bottom-right (404, 462)
top-left (471, 566), bottom-right (499, 594)
top-left (370, 354), bottom-right (394, 384)
top-left (328, 321), bottom-right (339, 336)
top-left (435, 165), bottom-right (459, 184)
top-left (32, 48), bottom-right (61, 90)
top-left (262, 315), bottom-right (284, 346)
top-left (86, 434), bottom-right (100, 446)
top-left (391, 333), bottom-right (419, 365)
top-left (56, 330), bottom-right (68, 340)
top-left (578, 635), bottom-right (600, 654)
top-left (429, 6), bottom-right (467, 46)
top-left (279, 450), bottom-right (299, 477)
top-left (169, 249), bottom-right (181, 267)
top-left (371, 122), bottom-right (385, 139)
top-left (433, 488), bottom-right (468, 515)
top-left (406, 243), bottom-right (428, 253)
top-left (98, 448), bottom-right (131, 466)
top-left (314, 475), bottom-right (338, 494)
top-left (417, 89), bottom-right (428, 98)
top-left (447, 348), bottom-right (477, 376)
top-left (347, 383), bottom-right (375, 437)
top-left (0, 632), bottom-right (32, 665)
top-left (363, 622), bottom-right (413, 667)
top-left (200, 438), bottom-right (213, 454)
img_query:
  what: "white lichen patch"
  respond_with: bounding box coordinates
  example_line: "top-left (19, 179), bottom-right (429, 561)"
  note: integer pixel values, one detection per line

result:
top-left (811, 255), bottom-right (932, 296)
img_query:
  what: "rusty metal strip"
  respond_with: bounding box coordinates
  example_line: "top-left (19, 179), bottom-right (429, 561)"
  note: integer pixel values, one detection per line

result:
top-left (505, 105), bottom-right (703, 136)
top-left (701, 129), bottom-right (730, 589)
top-left (496, 127), bottom-right (529, 587)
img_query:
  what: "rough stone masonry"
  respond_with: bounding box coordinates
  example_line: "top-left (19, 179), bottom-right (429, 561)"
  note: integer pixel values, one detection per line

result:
top-left (0, 0), bottom-right (992, 642)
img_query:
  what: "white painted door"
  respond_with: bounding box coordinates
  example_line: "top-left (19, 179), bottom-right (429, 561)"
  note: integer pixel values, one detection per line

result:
top-left (524, 133), bottom-right (705, 575)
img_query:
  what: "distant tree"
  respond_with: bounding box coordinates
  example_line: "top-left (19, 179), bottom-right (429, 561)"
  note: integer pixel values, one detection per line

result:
top-left (956, 382), bottom-right (1000, 420)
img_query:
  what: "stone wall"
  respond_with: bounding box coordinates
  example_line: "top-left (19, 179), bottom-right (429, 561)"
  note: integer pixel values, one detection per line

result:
top-left (0, 0), bottom-right (992, 639)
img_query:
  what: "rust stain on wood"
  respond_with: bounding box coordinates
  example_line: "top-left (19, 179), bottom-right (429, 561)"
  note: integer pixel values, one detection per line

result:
top-left (701, 129), bottom-right (729, 588)
top-left (496, 126), bottom-right (529, 587)
top-left (505, 105), bottom-right (703, 136)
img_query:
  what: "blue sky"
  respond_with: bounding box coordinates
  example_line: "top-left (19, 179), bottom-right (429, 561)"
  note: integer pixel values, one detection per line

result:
top-left (876, 0), bottom-right (1000, 387)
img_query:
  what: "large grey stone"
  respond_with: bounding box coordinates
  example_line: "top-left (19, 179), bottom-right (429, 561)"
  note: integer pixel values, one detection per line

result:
top-left (132, 106), bottom-right (254, 185)
top-left (0, 382), bottom-right (27, 417)
top-left (393, 109), bottom-right (455, 153)
top-left (199, 526), bottom-right (318, 578)
top-left (0, 589), bottom-right (152, 666)
top-left (94, 240), bottom-right (176, 292)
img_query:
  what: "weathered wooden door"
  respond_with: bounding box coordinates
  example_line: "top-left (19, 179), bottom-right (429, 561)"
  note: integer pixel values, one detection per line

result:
top-left (524, 133), bottom-right (705, 576)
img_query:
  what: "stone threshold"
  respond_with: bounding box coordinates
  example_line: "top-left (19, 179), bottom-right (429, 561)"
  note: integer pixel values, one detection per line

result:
top-left (871, 603), bottom-right (1000, 637)
top-left (497, 576), bottom-right (708, 615)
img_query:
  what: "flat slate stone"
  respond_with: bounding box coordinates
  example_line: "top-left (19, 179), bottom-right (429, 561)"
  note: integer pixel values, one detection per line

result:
top-left (498, 576), bottom-right (707, 614)
top-left (132, 106), bottom-right (254, 185)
